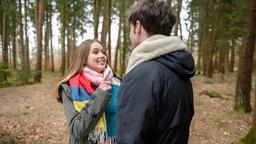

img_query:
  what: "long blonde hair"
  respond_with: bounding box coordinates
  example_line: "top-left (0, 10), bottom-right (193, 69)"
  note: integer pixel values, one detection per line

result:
top-left (55, 39), bottom-right (103, 103)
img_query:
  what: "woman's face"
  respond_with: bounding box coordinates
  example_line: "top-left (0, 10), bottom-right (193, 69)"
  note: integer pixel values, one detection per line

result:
top-left (86, 42), bottom-right (107, 73)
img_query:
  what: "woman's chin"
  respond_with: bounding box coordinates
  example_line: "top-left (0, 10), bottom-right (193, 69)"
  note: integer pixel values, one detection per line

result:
top-left (95, 66), bottom-right (105, 73)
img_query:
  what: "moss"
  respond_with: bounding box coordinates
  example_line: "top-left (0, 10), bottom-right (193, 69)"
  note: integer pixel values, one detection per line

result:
top-left (234, 105), bottom-right (249, 113)
top-left (241, 129), bottom-right (256, 144)
top-left (235, 107), bottom-right (246, 113)
top-left (199, 90), bottom-right (224, 99)
top-left (204, 79), bottom-right (213, 84)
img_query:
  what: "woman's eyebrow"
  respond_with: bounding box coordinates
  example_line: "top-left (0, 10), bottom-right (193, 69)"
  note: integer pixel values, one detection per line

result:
top-left (91, 47), bottom-right (103, 50)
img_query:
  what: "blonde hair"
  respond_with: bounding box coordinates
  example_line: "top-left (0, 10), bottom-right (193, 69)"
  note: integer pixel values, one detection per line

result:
top-left (55, 39), bottom-right (102, 103)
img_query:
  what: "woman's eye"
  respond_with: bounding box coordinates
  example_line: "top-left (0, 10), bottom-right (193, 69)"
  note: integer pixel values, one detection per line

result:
top-left (92, 50), bottom-right (98, 54)
top-left (102, 50), bottom-right (106, 54)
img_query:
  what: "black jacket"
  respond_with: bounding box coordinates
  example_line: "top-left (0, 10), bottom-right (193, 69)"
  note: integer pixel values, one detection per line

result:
top-left (117, 50), bottom-right (195, 144)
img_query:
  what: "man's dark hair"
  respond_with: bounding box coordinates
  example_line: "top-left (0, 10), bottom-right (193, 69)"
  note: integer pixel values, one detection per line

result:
top-left (128, 0), bottom-right (176, 36)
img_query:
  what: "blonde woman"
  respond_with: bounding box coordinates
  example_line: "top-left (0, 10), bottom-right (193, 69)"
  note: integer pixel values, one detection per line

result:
top-left (56, 39), bottom-right (120, 144)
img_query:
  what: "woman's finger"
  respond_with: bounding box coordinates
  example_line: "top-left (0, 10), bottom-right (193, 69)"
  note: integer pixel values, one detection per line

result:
top-left (101, 84), bottom-right (112, 91)
top-left (104, 81), bottom-right (112, 85)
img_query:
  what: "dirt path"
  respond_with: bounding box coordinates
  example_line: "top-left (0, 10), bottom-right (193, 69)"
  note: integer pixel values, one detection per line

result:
top-left (0, 74), bottom-right (252, 144)
top-left (0, 82), bottom-right (68, 144)
top-left (190, 74), bottom-right (251, 144)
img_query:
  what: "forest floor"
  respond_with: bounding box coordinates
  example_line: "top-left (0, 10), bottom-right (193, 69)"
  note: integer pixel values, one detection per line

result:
top-left (0, 73), bottom-right (253, 144)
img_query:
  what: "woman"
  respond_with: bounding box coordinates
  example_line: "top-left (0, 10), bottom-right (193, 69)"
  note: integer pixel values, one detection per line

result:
top-left (56, 39), bottom-right (120, 144)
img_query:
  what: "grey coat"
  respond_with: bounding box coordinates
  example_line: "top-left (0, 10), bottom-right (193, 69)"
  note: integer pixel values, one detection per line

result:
top-left (59, 83), bottom-right (110, 144)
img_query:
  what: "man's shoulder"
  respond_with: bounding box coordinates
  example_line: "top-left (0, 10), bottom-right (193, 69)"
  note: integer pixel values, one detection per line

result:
top-left (124, 60), bottom-right (162, 81)
top-left (130, 60), bottom-right (161, 73)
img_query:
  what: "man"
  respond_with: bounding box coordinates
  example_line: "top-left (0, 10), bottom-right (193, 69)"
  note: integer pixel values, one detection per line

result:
top-left (117, 0), bottom-right (196, 144)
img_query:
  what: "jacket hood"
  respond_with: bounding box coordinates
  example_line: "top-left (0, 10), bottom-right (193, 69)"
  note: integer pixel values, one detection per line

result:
top-left (126, 35), bottom-right (186, 74)
top-left (155, 50), bottom-right (196, 78)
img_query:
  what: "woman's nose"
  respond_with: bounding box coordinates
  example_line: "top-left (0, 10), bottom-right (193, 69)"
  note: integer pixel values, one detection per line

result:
top-left (99, 52), bottom-right (106, 58)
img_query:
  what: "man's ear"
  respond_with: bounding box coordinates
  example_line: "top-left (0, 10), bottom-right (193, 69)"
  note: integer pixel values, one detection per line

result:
top-left (135, 20), bottom-right (141, 34)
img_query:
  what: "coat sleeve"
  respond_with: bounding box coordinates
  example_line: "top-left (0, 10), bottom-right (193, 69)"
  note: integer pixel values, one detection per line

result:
top-left (60, 84), bottom-right (110, 139)
top-left (117, 64), bottom-right (161, 144)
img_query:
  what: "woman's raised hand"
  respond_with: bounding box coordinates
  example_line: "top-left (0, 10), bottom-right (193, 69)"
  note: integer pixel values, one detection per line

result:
top-left (99, 71), bottom-right (112, 91)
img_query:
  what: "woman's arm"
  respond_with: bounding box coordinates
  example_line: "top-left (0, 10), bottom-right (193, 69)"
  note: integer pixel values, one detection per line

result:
top-left (60, 84), bottom-right (110, 139)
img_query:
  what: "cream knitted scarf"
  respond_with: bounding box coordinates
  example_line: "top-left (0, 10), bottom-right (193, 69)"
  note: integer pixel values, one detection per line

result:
top-left (125, 35), bottom-right (186, 74)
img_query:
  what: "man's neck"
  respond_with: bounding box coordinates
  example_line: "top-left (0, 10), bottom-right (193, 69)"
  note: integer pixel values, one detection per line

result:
top-left (139, 30), bottom-right (151, 44)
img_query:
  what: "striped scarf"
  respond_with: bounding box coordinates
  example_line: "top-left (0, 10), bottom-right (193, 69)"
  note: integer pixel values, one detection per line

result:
top-left (69, 66), bottom-right (120, 143)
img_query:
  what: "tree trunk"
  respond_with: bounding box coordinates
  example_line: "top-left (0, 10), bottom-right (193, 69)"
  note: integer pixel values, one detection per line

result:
top-left (49, 5), bottom-right (54, 72)
top-left (202, 30), bottom-right (210, 75)
top-left (2, 0), bottom-right (9, 67)
top-left (108, 0), bottom-right (112, 65)
top-left (196, 1), bottom-right (206, 75)
top-left (229, 38), bottom-right (235, 72)
top-left (71, 15), bottom-right (76, 63)
top-left (66, 32), bottom-right (71, 69)
top-left (197, 31), bottom-right (202, 74)
top-left (44, 1), bottom-right (50, 71)
top-left (60, 26), bottom-right (66, 75)
top-left (114, 18), bottom-right (121, 73)
top-left (24, 0), bottom-right (30, 73)
top-left (120, 0), bottom-right (127, 77)
top-left (101, 0), bottom-right (110, 50)
top-left (93, 0), bottom-right (101, 39)
top-left (218, 43), bottom-right (226, 74)
top-left (12, 1), bottom-right (17, 69)
top-left (200, 1), bottom-right (210, 76)
top-left (0, 2), bottom-right (2, 52)
top-left (187, 14), bottom-right (194, 53)
top-left (206, 0), bottom-right (223, 77)
top-left (224, 39), bottom-right (230, 73)
top-left (108, 22), bottom-right (112, 65)
top-left (66, 3), bottom-right (71, 68)
top-left (234, 0), bottom-right (256, 113)
top-left (44, 19), bottom-right (50, 71)
top-left (174, 0), bottom-right (182, 37)
top-left (244, 60), bottom-right (256, 143)
top-left (252, 75), bottom-right (256, 130)
top-left (70, 0), bottom-right (76, 65)
top-left (34, 0), bottom-right (45, 82)
top-left (60, 1), bottom-right (67, 75)
top-left (19, 0), bottom-right (26, 74)
top-left (114, 2), bottom-right (122, 73)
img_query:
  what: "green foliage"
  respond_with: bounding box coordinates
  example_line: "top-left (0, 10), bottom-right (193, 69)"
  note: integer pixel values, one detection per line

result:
top-left (199, 90), bottom-right (224, 99)
top-left (0, 0), bottom-right (17, 42)
top-left (0, 0), bottom-right (16, 16)
top-left (0, 65), bottom-right (34, 87)
top-left (0, 65), bottom-right (13, 84)
top-left (241, 129), bottom-right (256, 144)
top-left (234, 105), bottom-right (247, 113)
top-left (16, 70), bottom-right (32, 84)
top-left (55, 0), bottom-right (89, 37)
top-left (226, 0), bottom-right (247, 37)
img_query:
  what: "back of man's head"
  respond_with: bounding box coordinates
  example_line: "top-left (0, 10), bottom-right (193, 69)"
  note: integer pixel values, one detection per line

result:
top-left (128, 0), bottom-right (176, 36)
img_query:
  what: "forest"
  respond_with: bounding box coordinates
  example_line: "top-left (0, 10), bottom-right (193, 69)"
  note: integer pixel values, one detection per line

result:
top-left (0, 0), bottom-right (256, 143)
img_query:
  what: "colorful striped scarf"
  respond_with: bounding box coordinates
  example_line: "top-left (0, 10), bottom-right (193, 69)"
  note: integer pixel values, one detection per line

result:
top-left (69, 67), bottom-right (120, 143)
